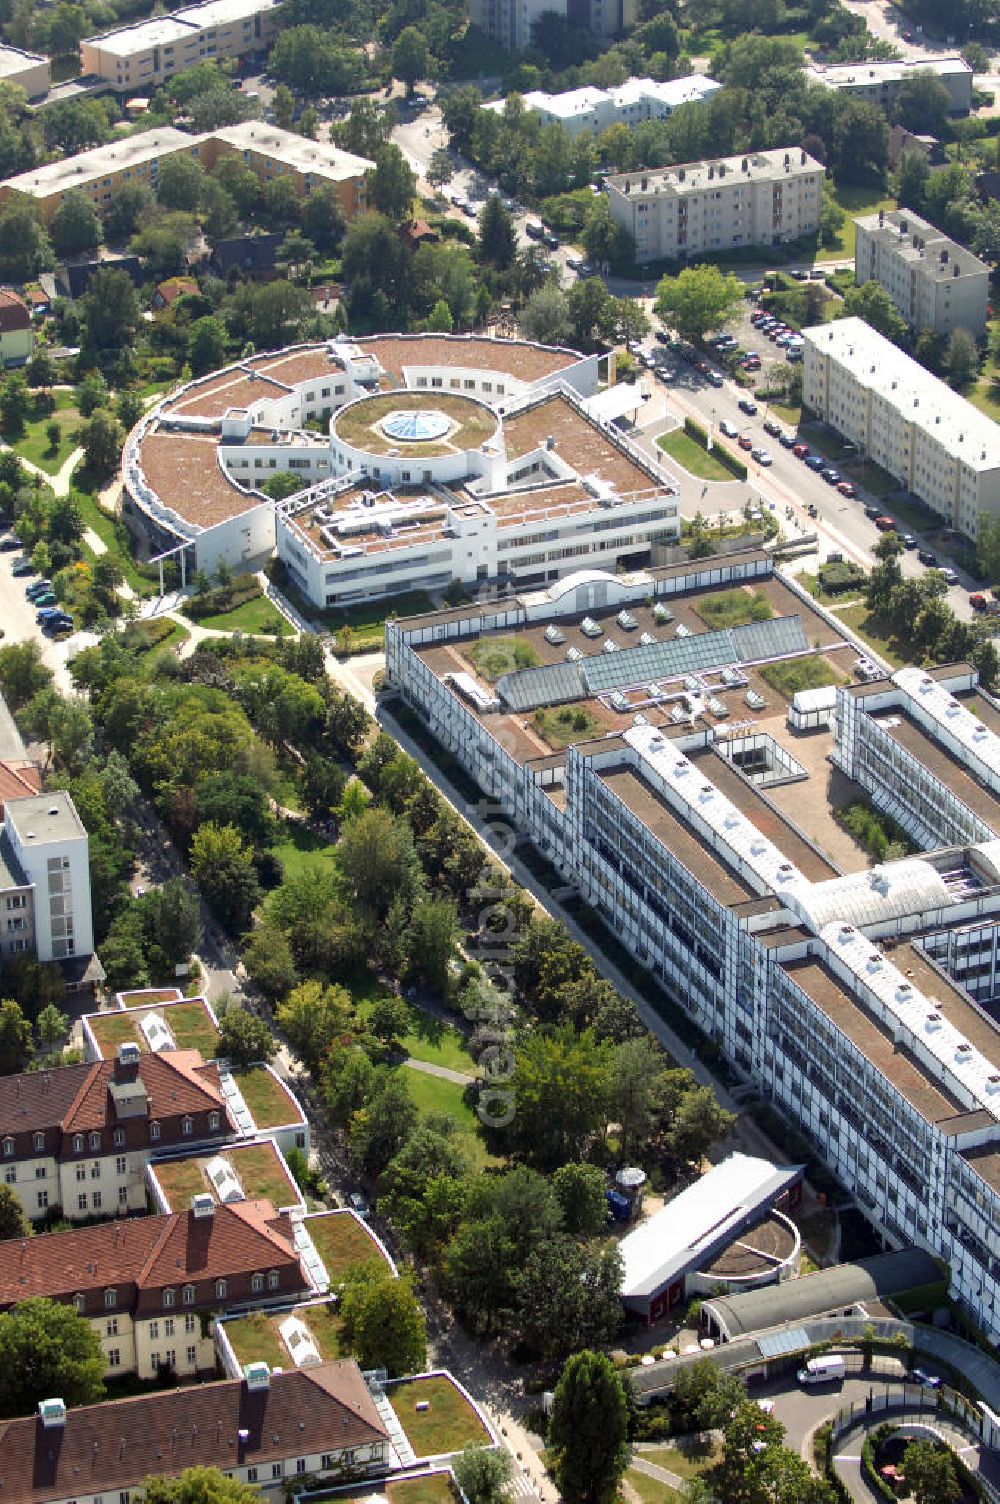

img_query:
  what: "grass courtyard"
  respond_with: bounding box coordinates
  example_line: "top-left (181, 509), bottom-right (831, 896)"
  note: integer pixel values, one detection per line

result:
top-left (760, 654), bottom-right (846, 700)
top-left (403, 1070), bottom-right (494, 1171)
top-left (11, 390), bottom-right (80, 475)
top-left (198, 594), bottom-right (288, 634)
top-left (657, 429), bottom-right (736, 483)
top-left (696, 588), bottom-right (773, 630)
top-left (153, 1141), bottom-right (298, 1211)
top-left (87, 1000), bottom-right (219, 1057)
top-left (386, 1376), bottom-right (490, 1458)
top-left (224, 1300), bottom-right (347, 1369)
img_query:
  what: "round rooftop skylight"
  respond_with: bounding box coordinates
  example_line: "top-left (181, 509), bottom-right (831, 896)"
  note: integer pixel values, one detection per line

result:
top-left (380, 409), bottom-right (452, 442)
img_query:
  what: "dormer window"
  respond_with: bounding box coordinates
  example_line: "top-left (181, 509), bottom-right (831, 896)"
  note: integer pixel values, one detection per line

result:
top-left (113, 1128), bottom-right (125, 1147)
top-left (163, 1288), bottom-right (176, 1308)
top-left (73, 1293), bottom-right (85, 1312)
top-left (73, 1134), bottom-right (84, 1153)
top-left (89, 1132), bottom-right (101, 1151)
top-left (181, 1116), bottom-right (193, 1136)
top-left (150, 1121), bottom-right (161, 1142)
top-left (251, 1273), bottom-right (263, 1293)
top-left (215, 1279), bottom-right (227, 1300)
top-left (208, 1111), bottom-right (220, 1131)
top-left (2, 1137), bottom-right (13, 1157)
top-left (104, 1289), bottom-right (117, 1309)
top-left (33, 1133), bottom-right (44, 1153)
top-left (267, 1270), bottom-right (279, 1290)
top-left (183, 1285), bottom-right (195, 1305)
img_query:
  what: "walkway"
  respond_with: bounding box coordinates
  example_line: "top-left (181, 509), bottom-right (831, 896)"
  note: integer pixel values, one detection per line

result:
top-left (630, 1456), bottom-right (688, 1492)
top-left (402, 1057), bottom-right (473, 1086)
top-left (832, 1409), bottom-right (995, 1504)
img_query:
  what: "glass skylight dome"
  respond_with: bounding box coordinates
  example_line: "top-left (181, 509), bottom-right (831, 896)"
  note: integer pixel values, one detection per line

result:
top-left (381, 408), bottom-right (451, 442)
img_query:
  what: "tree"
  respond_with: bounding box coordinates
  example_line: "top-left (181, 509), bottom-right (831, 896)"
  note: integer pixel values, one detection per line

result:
top-left (79, 267), bottom-right (140, 351)
top-left (242, 925), bottom-right (298, 1002)
top-left (519, 283), bottom-right (571, 347)
top-left (0, 200), bottom-right (53, 283)
top-left (44, 420), bottom-right (61, 456)
top-left (50, 189), bottom-right (102, 258)
top-left (895, 149), bottom-right (931, 213)
top-left (348, 1069), bottom-right (418, 1178)
top-left (944, 327), bottom-right (979, 388)
top-left (548, 1352), bottom-right (629, 1504)
top-left (667, 1086), bottom-right (734, 1167)
top-left (977, 511), bottom-right (1000, 583)
top-left (276, 980), bottom-right (352, 1071)
top-left (339, 1266), bottom-right (427, 1374)
top-left (80, 409), bottom-right (124, 478)
top-left (131, 209), bottom-right (199, 278)
top-left (582, 194), bottom-right (632, 272)
top-left (427, 147), bottom-right (454, 192)
top-left (0, 1298), bottom-right (105, 1416)
top-left (229, 279), bottom-right (311, 350)
top-left (0, 999), bottom-right (33, 1074)
top-left (514, 1238), bottom-right (622, 1360)
top-left (839, 280), bottom-right (909, 346)
top-left (189, 822), bottom-right (261, 930)
top-left (0, 1183), bottom-right (29, 1241)
top-left (104, 183), bottom-right (154, 245)
top-left (187, 315), bottom-right (228, 377)
top-left (367, 143), bottom-right (417, 223)
top-left (198, 177), bottom-right (237, 240)
top-left (337, 807), bottom-right (424, 924)
top-left (143, 1469), bottom-right (264, 1504)
top-left (655, 263), bottom-right (744, 344)
top-left (894, 70), bottom-right (953, 139)
top-left (407, 897), bottom-right (459, 994)
top-left (0, 373), bottom-right (30, 437)
top-left (509, 1027), bottom-right (612, 1170)
top-left (552, 1161), bottom-right (609, 1236)
top-left (368, 993), bottom-right (412, 1046)
top-left (216, 1004), bottom-right (275, 1067)
top-left (36, 1002), bottom-right (69, 1057)
top-left (145, 879), bottom-right (202, 970)
top-left (902, 1441), bottom-right (961, 1504)
top-left (273, 83), bottom-right (295, 130)
top-left (0, 641), bottom-right (52, 711)
top-left (393, 26), bottom-right (430, 97)
top-left (478, 194), bottom-right (516, 270)
top-left (300, 187), bottom-right (346, 253)
top-left (25, 350), bottom-right (56, 391)
top-left (453, 1447), bottom-right (513, 1504)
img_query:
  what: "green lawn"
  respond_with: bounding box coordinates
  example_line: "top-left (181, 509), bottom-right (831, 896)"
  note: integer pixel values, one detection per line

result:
top-left (765, 401), bottom-right (801, 426)
top-left (234, 1067), bottom-right (299, 1129)
top-left (469, 635), bottom-right (540, 681)
top-left (153, 1155), bottom-right (210, 1209)
top-left (272, 822), bottom-right (338, 881)
top-left (760, 654), bottom-right (846, 700)
top-left (88, 1010), bottom-right (143, 1054)
top-left (304, 1209), bottom-right (393, 1283)
top-left (354, 993), bottom-right (476, 1075)
top-left (533, 704), bottom-right (602, 749)
top-left (635, 1443), bottom-right (721, 1481)
top-left (223, 1312), bottom-right (286, 1369)
top-left (626, 1470), bottom-right (681, 1504)
top-left (161, 1001), bottom-right (220, 1054)
top-left (696, 588), bottom-right (773, 630)
top-left (74, 490), bottom-right (158, 597)
top-left (387, 1476), bottom-right (458, 1504)
top-left (11, 391), bottom-right (80, 474)
top-left (818, 181), bottom-right (895, 261)
top-left (833, 604), bottom-right (910, 669)
top-left (387, 1376), bottom-right (490, 1458)
top-left (403, 1069), bottom-right (494, 1170)
top-left (198, 594), bottom-right (288, 634)
top-left (226, 1141), bottom-right (299, 1204)
top-left (657, 429), bottom-right (736, 483)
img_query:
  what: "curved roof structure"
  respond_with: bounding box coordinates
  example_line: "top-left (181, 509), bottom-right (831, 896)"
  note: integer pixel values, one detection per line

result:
top-left (788, 859), bottom-right (953, 931)
top-left (702, 1247), bottom-right (942, 1340)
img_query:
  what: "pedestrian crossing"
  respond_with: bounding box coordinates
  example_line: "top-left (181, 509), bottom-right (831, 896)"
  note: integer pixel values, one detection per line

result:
top-left (510, 1473), bottom-right (539, 1499)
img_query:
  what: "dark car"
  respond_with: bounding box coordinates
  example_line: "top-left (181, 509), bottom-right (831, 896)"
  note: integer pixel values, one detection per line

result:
top-left (901, 533), bottom-right (917, 549)
top-left (763, 419), bottom-right (782, 438)
top-left (805, 454), bottom-right (826, 471)
top-left (822, 468), bottom-right (842, 485)
top-left (738, 398), bottom-right (758, 416)
top-left (26, 579), bottom-right (53, 599)
top-left (918, 549), bottom-right (939, 567)
top-left (11, 558), bottom-right (32, 576)
top-left (0, 536), bottom-right (18, 551)
top-left (864, 504), bottom-right (881, 521)
top-left (654, 330), bottom-right (669, 344)
top-left (543, 232), bottom-right (559, 249)
top-left (778, 431), bottom-right (796, 448)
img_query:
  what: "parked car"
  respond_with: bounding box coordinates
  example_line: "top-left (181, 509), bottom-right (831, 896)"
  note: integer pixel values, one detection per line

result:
top-left (0, 535), bottom-right (18, 551)
top-left (738, 398), bottom-right (758, 415)
top-left (901, 533), bottom-right (917, 549)
top-left (11, 558), bottom-right (32, 576)
top-left (751, 448), bottom-right (773, 466)
top-left (864, 504), bottom-right (882, 521)
top-left (911, 1369), bottom-right (941, 1389)
top-left (654, 330), bottom-right (669, 344)
top-left (786, 348), bottom-right (803, 362)
top-left (543, 231), bottom-right (559, 248)
top-left (26, 579), bottom-right (53, 598)
top-left (836, 481), bottom-right (856, 498)
top-left (706, 370), bottom-right (724, 387)
top-left (349, 1191), bottom-right (371, 1220)
top-left (793, 444), bottom-right (810, 459)
top-left (939, 568), bottom-right (959, 586)
top-left (720, 419), bottom-right (740, 438)
top-left (778, 431), bottom-right (796, 448)
top-left (738, 435), bottom-right (754, 451)
top-left (918, 549), bottom-right (939, 567)
top-left (807, 503), bottom-right (818, 518)
top-left (805, 454), bottom-right (826, 471)
top-left (822, 468), bottom-right (842, 485)
top-left (971, 593), bottom-right (988, 610)
top-left (873, 516), bottom-right (896, 531)
top-left (33, 593), bottom-right (57, 609)
top-left (763, 419), bottom-right (782, 438)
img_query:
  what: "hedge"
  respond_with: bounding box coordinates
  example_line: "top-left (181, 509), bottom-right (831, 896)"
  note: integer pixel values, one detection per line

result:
top-left (183, 576), bottom-right (262, 620)
top-left (683, 416), bottom-right (748, 480)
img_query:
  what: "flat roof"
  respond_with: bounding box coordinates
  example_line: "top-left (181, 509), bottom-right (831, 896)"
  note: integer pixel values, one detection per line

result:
top-left (782, 956), bottom-right (965, 1124)
top-left (607, 146), bottom-right (824, 198)
top-left (210, 123), bottom-right (373, 183)
top-left (138, 430), bottom-right (264, 528)
top-left (2, 126), bottom-right (195, 197)
top-left (873, 707), bottom-right (1000, 833)
top-left (856, 208), bottom-right (989, 282)
top-left (84, 0), bottom-right (278, 53)
top-left (803, 318), bottom-right (1000, 472)
top-left (5, 789), bottom-right (85, 845)
top-left (619, 1154), bottom-right (801, 1298)
top-left (806, 54), bottom-right (972, 85)
top-left (962, 1142), bottom-right (1000, 1195)
top-left (0, 43), bottom-right (48, 76)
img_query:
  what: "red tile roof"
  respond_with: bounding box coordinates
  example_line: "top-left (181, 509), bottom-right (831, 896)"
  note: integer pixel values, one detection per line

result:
top-left (0, 1361), bottom-right (388, 1504)
top-left (0, 760), bottom-right (42, 813)
top-left (0, 1200), bottom-right (305, 1315)
top-left (0, 290), bottom-right (30, 332)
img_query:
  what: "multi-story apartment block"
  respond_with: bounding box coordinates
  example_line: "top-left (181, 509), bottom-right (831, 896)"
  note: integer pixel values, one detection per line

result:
top-left (802, 317), bottom-right (1000, 540)
top-left (79, 0), bottom-right (281, 91)
top-left (0, 124), bottom-right (372, 223)
top-left (2, 1361), bottom-right (389, 1504)
top-left (605, 147), bottom-right (825, 264)
top-left (120, 333), bottom-right (679, 595)
top-left (0, 1044), bottom-right (233, 1222)
top-left (470, 0), bottom-right (634, 51)
top-left (385, 553), bottom-right (1000, 1341)
top-left (0, 790), bottom-right (93, 966)
top-left (854, 208), bottom-right (989, 338)
top-left (482, 75), bottom-right (721, 138)
top-left (0, 1196), bottom-right (310, 1378)
top-left (0, 43), bottom-right (49, 98)
top-left (805, 55), bottom-right (974, 116)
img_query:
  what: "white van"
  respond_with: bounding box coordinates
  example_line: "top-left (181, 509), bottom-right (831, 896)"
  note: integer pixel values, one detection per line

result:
top-left (797, 1354), bottom-right (846, 1386)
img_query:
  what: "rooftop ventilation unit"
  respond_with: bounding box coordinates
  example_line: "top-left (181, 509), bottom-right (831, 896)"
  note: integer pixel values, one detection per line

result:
top-left (244, 1363), bottom-right (270, 1392)
top-left (639, 632), bottom-right (657, 647)
top-left (652, 603), bottom-right (673, 624)
top-left (616, 610), bottom-right (638, 630)
top-left (191, 1192), bottom-right (215, 1219)
top-left (580, 616), bottom-right (602, 638)
top-left (544, 624), bottom-right (566, 645)
top-left (925, 1012), bottom-right (942, 1031)
top-left (118, 1041), bottom-right (142, 1067)
top-left (602, 639), bottom-right (618, 654)
top-left (38, 1400), bottom-right (66, 1429)
top-left (206, 1156), bottom-right (244, 1204)
top-left (566, 646), bottom-right (583, 662)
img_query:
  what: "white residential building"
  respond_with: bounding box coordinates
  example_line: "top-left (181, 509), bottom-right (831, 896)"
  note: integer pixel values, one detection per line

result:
top-left (1, 790), bottom-right (93, 965)
top-left (470, 0), bottom-right (635, 50)
top-left (805, 55), bottom-right (974, 115)
top-left (606, 147), bottom-right (825, 264)
top-left (854, 208), bottom-right (989, 338)
top-left (482, 74), bottom-right (721, 138)
top-left (802, 317), bottom-right (1000, 539)
top-left (79, 0), bottom-right (281, 90)
top-left (0, 43), bottom-right (50, 98)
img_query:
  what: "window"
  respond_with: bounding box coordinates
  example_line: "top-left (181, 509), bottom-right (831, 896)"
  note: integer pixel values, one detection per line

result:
top-left (108, 1349), bottom-right (121, 1368)
top-left (106, 1318), bottom-right (118, 1337)
top-left (36, 1191), bottom-right (48, 1210)
top-left (77, 1193), bottom-right (87, 1212)
top-left (150, 1121), bottom-right (161, 1142)
top-left (113, 1128), bottom-right (125, 1148)
top-left (33, 1132), bottom-right (44, 1153)
top-left (92, 1191), bottom-right (102, 1210)
top-left (163, 1288), bottom-right (176, 1308)
top-left (185, 1314), bottom-right (196, 1334)
top-left (148, 1321), bottom-right (159, 1340)
top-left (116, 1156), bottom-right (126, 1175)
top-left (215, 1279), bottom-right (227, 1300)
top-left (181, 1116), bottom-right (193, 1136)
top-left (150, 1355), bottom-right (160, 1373)
top-left (89, 1133), bottom-right (101, 1151)
top-left (3, 1168), bottom-right (14, 1184)
top-left (73, 1293), bottom-right (85, 1312)
top-left (251, 1273), bottom-right (263, 1294)
top-left (121, 1492), bottom-right (131, 1504)
top-left (321, 1455), bottom-right (333, 1471)
top-left (186, 1344), bottom-right (197, 1365)
top-left (2, 1137), bottom-right (12, 1156)
top-left (271, 1466), bottom-right (282, 1481)
top-left (73, 1134), bottom-right (84, 1153)
top-left (183, 1284), bottom-right (195, 1305)
top-left (105, 1289), bottom-right (117, 1310)
top-left (165, 1349), bottom-right (176, 1369)
top-left (296, 1460), bottom-right (307, 1475)
top-left (118, 1186), bottom-right (128, 1206)
top-left (164, 1318), bottom-right (175, 1338)
top-left (267, 1270), bottom-right (279, 1290)
top-left (246, 1470), bottom-right (258, 1485)
top-left (209, 1111), bottom-right (220, 1131)
top-left (76, 1166), bottom-right (86, 1182)
top-left (91, 1163), bottom-right (101, 1179)
top-left (35, 1166), bottom-right (46, 1180)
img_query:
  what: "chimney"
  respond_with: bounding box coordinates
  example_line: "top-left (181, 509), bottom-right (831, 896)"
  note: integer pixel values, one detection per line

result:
top-left (39, 1400), bottom-right (66, 1429)
top-left (191, 1193), bottom-right (215, 1219)
top-left (244, 1363), bottom-right (270, 1392)
top-left (114, 1041), bottom-right (141, 1083)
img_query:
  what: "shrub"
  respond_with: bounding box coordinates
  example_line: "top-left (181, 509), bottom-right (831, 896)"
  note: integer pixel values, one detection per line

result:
top-left (683, 415), bottom-right (747, 479)
top-left (183, 576), bottom-right (262, 620)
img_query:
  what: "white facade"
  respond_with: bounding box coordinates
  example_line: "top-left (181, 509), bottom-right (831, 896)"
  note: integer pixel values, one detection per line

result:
top-left (386, 561), bottom-right (1000, 1347)
top-left (0, 44), bottom-right (50, 98)
top-left (805, 55), bottom-right (974, 115)
top-left (855, 208), bottom-right (989, 338)
top-left (2, 791), bottom-right (93, 963)
top-left (469, 0), bottom-right (635, 50)
top-left (802, 317), bottom-right (1000, 539)
top-left (606, 147), bottom-right (825, 264)
top-left (483, 74), bottom-right (721, 138)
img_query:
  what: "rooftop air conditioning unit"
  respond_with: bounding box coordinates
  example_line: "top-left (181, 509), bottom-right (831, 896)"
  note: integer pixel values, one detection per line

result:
top-left (925, 1012), bottom-right (942, 1031)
